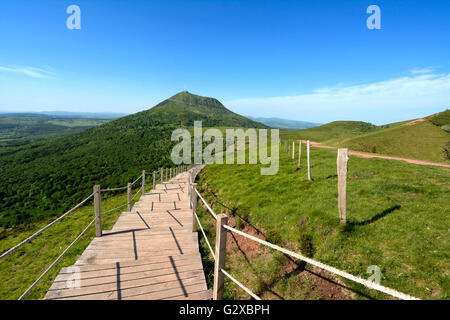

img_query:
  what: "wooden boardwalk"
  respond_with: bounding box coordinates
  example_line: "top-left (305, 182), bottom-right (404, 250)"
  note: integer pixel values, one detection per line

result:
top-left (44, 170), bottom-right (211, 300)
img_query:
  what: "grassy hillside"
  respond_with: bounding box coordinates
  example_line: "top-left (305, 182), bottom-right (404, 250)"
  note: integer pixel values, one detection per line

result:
top-left (0, 91), bottom-right (265, 227)
top-left (195, 147), bottom-right (449, 300)
top-left (338, 110), bottom-right (450, 163)
top-left (280, 121), bottom-right (379, 142)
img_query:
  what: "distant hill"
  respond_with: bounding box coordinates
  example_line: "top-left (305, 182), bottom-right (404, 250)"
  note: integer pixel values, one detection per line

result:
top-left (0, 113), bottom-right (116, 145)
top-left (337, 110), bottom-right (450, 163)
top-left (281, 121), bottom-right (380, 142)
top-left (0, 91), bottom-right (266, 227)
top-left (247, 116), bottom-right (320, 130)
top-left (38, 111), bottom-right (127, 119)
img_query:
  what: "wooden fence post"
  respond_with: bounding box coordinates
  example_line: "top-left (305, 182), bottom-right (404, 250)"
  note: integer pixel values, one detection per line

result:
top-left (298, 140), bottom-right (302, 168)
top-left (161, 168), bottom-right (163, 183)
top-left (337, 148), bottom-right (349, 223)
top-left (142, 170), bottom-right (146, 195)
top-left (307, 140), bottom-right (312, 181)
top-left (94, 185), bottom-right (102, 237)
top-left (127, 183), bottom-right (131, 212)
top-left (292, 141), bottom-right (295, 160)
top-left (288, 141), bottom-right (291, 156)
top-left (153, 171), bottom-right (156, 189)
top-left (191, 183), bottom-right (197, 232)
top-left (213, 213), bottom-right (228, 300)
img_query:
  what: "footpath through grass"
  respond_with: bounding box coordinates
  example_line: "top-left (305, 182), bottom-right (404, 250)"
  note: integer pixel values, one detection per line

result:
top-left (195, 146), bottom-right (449, 300)
top-left (0, 185), bottom-right (145, 300)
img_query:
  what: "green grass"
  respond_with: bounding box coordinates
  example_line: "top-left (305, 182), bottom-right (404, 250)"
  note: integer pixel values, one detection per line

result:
top-left (428, 109), bottom-right (450, 127)
top-left (339, 120), bottom-right (450, 163)
top-left (194, 145), bottom-right (450, 300)
top-left (0, 185), bottom-right (145, 300)
top-left (280, 121), bottom-right (379, 142)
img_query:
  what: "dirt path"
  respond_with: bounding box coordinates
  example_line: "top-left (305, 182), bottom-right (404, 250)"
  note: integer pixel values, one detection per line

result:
top-left (404, 118), bottom-right (426, 126)
top-left (302, 140), bottom-right (450, 168)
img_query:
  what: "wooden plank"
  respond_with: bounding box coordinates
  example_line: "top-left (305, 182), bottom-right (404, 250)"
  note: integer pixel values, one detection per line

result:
top-left (46, 270), bottom-right (206, 299)
top-left (48, 277), bottom-right (206, 300)
top-left (59, 253), bottom-right (201, 273)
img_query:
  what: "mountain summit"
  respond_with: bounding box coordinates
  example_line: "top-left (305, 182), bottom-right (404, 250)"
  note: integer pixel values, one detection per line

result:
top-left (121, 91), bottom-right (268, 128)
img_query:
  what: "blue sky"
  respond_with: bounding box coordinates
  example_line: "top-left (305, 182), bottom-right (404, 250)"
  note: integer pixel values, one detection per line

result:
top-left (0, 0), bottom-right (449, 124)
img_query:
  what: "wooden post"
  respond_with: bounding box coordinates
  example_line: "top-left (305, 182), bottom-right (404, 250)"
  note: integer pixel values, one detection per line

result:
top-left (127, 183), bottom-right (131, 212)
top-left (337, 148), bottom-right (349, 223)
top-left (161, 168), bottom-right (163, 183)
top-left (93, 185), bottom-right (102, 237)
top-left (142, 170), bottom-right (146, 195)
top-left (213, 213), bottom-right (228, 300)
top-left (191, 183), bottom-right (197, 232)
top-left (298, 140), bottom-right (302, 168)
top-left (288, 141), bottom-right (291, 156)
top-left (153, 171), bottom-right (156, 189)
top-left (292, 141), bottom-right (295, 160)
top-left (307, 140), bottom-right (312, 181)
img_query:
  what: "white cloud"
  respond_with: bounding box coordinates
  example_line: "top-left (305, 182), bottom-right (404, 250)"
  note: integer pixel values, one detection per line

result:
top-left (224, 71), bottom-right (450, 124)
top-left (409, 66), bottom-right (435, 75)
top-left (0, 65), bottom-right (54, 79)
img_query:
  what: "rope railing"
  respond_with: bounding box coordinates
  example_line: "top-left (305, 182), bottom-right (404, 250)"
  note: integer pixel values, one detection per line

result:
top-left (223, 224), bottom-right (419, 300)
top-left (195, 188), bottom-right (218, 220)
top-left (0, 192), bottom-right (94, 260)
top-left (102, 203), bottom-right (128, 215)
top-left (100, 186), bottom-right (128, 192)
top-left (221, 269), bottom-right (261, 300)
top-left (131, 173), bottom-right (143, 186)
top-left (131, 188), bottom-right (141, 201)
top-left (18, 217), bottom-right (96, 300)
top-left (193, 186), bottom-right (420, 301)
top-left (193, 211), bottom-right (215, 259)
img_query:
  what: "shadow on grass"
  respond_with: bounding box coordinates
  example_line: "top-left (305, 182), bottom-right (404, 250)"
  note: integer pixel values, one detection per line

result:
top-left (348, 205), bottom-right (401, 227)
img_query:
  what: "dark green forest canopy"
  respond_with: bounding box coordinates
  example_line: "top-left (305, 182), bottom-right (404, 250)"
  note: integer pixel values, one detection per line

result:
top-left (0, 91), bottom-right (268, 227)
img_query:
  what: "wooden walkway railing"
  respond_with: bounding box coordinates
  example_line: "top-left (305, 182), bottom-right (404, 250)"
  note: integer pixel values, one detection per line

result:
top-left (0, 164), bottom-right (203, 300)
top-left (43, 165), bottom-right (210, 300)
